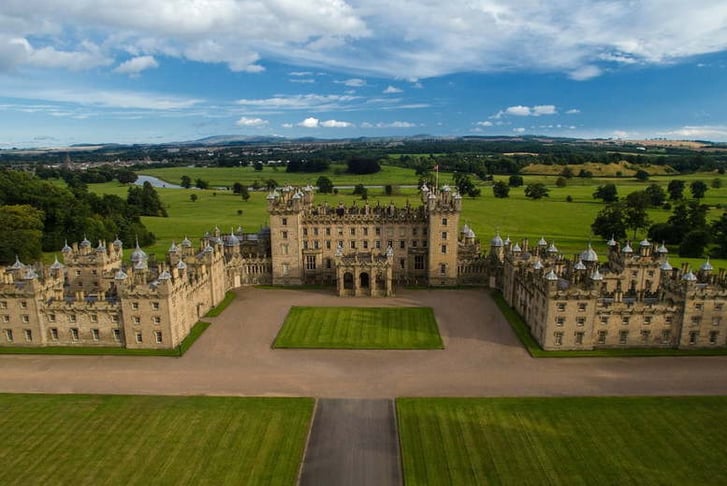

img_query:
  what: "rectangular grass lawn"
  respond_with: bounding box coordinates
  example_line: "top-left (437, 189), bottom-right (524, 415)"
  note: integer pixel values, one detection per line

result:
top-left (397, 397), bottom-right (727, 485)
top-left (273, 306), bottom-right (443, 349)
top-left (0, 394), bottom-right (313, 486)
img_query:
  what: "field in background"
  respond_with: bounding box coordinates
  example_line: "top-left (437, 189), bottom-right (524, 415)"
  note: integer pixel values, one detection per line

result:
top-left (273, 306), bottom-right (443, 349)
top-left (397, 396), bottom-right (727, 485)
top-left (85, 168), bottom-right (727, 269)
top-left (0, 394), bottom-right (314, 485)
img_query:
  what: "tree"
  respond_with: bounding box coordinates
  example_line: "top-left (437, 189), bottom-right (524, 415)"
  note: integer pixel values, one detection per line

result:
top-left (384, 184), bottom-right (399, 196)
top-left (180, 175), bottom-right (192, 189)
top-left (593, 183), bottom-right (618, 203)
top-left (190, 194), bottom-right (198, 203)
top-left (316, 176), bottom-right (334, 194)
top-left (712, 178), bottom-right (723, 189)
top-left (712, 213), bottom-right (727, 258)
top-left (690, 180), bottom-right (708, 199)
top-left (644, 184), bottom-right (667, 207)
top-left (524, 183), bottom-right (549, 200)
top-left (560, 167), bottom-right (574, 179)
top-left (232, 182), bottom-right (243, 194)
top-left (253, 161), bottom-right (264, 171)
top-left (240, 186), bottom-right (250, 202)
top-left (555, 177), bottom-right (567, 187)
top-left (667, 179), bottom-right (685, 200)
top-left (347, 156), bottom-right (381, 174)
top-left (591, 203), bottom-right (627, 241)
top-left (352, 183), bottom-right (366, 195)
top-left (634, 169), bottom-right (650, 181)
top-left (195, 178), bottom-right (209, 190)
top-left (453, 173), bottom-right (480, 197)
top-left (116, 169), bottom-right (138, 184)
top-left (0, 205), bottom-right (44, 264)
top-left (265, 179), bottom-right (278, 191)
top-left (508, 175), bottom-right (524, 187)
top-left (492, 181), bottom-right (510, 198)
top-left (679, 229), bottom-right (710, 257)
top-left (624, 191), bottom-right (651, 239)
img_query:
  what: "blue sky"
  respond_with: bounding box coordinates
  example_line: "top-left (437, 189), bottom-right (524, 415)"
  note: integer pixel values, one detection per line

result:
top-left (1, 0), bottom-right (726, 148)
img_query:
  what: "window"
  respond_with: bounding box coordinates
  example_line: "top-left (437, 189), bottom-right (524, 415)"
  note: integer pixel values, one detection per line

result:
top-left (314, 240), bottom-right (320, 249)
top-left (689, 331), bottom-right (698, 345)
top-left (375, 240), bottom-right (381, 249)
top-left (411, 240), bottom-right (417, 248)
top-left (281, 231), bottom-right (288, 239)
top-left (303, 241), bottom-right (309, 250)
top-left (90, 314), bottom-right (97, 323)
top-left (600, 316), bottom-right (609, 325)
top-left (24, 329), bottom-right (32, 342)
top-left (643, 316), bottom-right (652, 325)
top-left (155, 331), bottom-right (163, 344)
top-left (306, 255), bottom-right (316, 270)
top-left (113, 329), bottom-right (121, 342)
top-left (691, 316), bottom-right (702, 326)
top-left (665, 315), bottom-right (673, 325)
top-left (709, 331), bottom-right (719, 345)
top-left (326, 240), bottom-right (331, 250)
top-left (619, 330), bottom-right (628, 344)
top-left (152, 302), bottom-right (160, 310)
top-left (20, 301), bottom-right (27, 309)
top-left (576, 317), bottom-right (586, 326)
top-left (133, 316), bottom-right (141, 325)
top-left (400, 240), bottom-right (406, 249)
top-left (70, 328), bottom-right (79, 341)
top-left (439, 264), bottom-right (447, 275)
top-left (281, 263), bottom-right (289, 275)
top-left (69, 314), bottom-right (76, 323)
top-left (281, 243), bottom-right (289, 255)
top-left (111, 314), bottom-right (119, 322)
top-left (48, 314), bottom-right (56, 322)
top-left (575, 332), bottom-right (584, 345)
top-left (412, 228), bottom-right (418, 236)
top-left (556, 317), bottom-right (565, 326)
top-left (350, 241), bottom-right (356, 249)
top-left (131, 302), bottom-right (139, 310)
top-left (338, 227), bottom-right (345, 236)
top-left (50, 328), bottom-right (59, 341)
top-left (21, 315), bottom-right (29, 323)
top-left (713, 317), bottom-right (722, 326)
top-left (400, 258), bottom-right (406, 270)
top-left (5, 329), bottom-right (13, 342)
top-left (557, 303), bottom-right (566, 312)
top-left (135, 332), bottom-right (143, 344)
top-left (375, 227), bottom-right (381, 236)
top-left (0, 301), bottom-right (6, 309)
top-left (303, 228), bottom-right (308, 237)
top-left (314, 227), bottom-right (319, 236)
top-left (350, 228), bottom-right (356, 236)
top-left (695, 303), bottom-right (704, 311)
top-left (578, 303), bottom-right (587, 312)
top-left (441, 231), bottom-right (448, 240)
top-left (621, 316), bottom-right (630, 325)
top-left (442, 218), bottom-right (448, 226)
top-left (661, 330), bottom-right (671, 344)
top-left (2, 315), bottom-right (8, 323)
top-left (715, 303), bottom-right (724, 311)
top-left (554, 332), bottom-right (563, 346)
top-left (325, 258), bottom-right (332, 269)
top-left (595, 330), bottom-right (605, 344)
top-left (414, 255), bottom-right (425, 270)
top-left (153, 317), bottom-right (161, 325)
top-left (281, 217), bottom-right (287, 226)
top-left (441, 244), bottom-right (447, 254)
top-left (640, 330), bottom-right (651, 344)
top-left (92, 329), bottom-right (100, 341)
top-left (362, 241), bottom-right (368, 249)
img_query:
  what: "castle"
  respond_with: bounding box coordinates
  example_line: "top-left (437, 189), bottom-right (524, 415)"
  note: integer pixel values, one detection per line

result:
top-left (1, 185), bottom-right (725, 351)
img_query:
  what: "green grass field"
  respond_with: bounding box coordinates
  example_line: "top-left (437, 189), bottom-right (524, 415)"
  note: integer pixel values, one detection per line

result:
top-left (273, 306), bottom-right (443, 349)
top-left (397, 396), bottom-right (727, 485)
top-left (0, 394), bottom-right (314, 485)
top-left (82, 169), bottom-right (727, 270)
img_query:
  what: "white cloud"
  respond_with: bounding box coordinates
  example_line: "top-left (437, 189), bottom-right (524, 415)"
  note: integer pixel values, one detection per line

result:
top-left (0, 1), bottom-right (726, 79)
top-left (338, 78), bottom-right (366, 87)
top-left (513, 127), bottom-right (526, 133)
top-left (566, 109), bottom-right (581, 115)
top-left (298, 117), bottom-right (320, 128)
top-left (114, 55), bottom-right (158, 75)
top-left (662, 125), bottom-right (727, 141)
top-left (383, 85), bottom-right (403, 94)
top-left (236, 116), bottom-right (268, 127)
top-left (505, 105), bottom-right (532, 116)
top-left (494, 105), bottom-right (558, 118)
top-left (475, 121), bottom-right (493, 127)
top-left (372, 121), bottom-right (416, 128)
top-left (612, 130), bottom-right (629, 139)
top-left (289, 71), bottom-right (313, 76)
top-left (320, 119), bottom-right (353, 128)
top-left (236, 94), bottom-right (359, 112)
top-left (281, 123), bottom-right (294, 128)
top-left (532, 105), bottom-right (557, 116)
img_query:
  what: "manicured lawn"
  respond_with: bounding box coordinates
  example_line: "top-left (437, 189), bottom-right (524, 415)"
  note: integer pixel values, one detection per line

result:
top-left (273, 306), bottom-right (443, 349)
top-left (0, 394), bottom-right (314, 486)
top-left (205, 291), bottom-right (236, 317)
top-left (397, 396), bottom-right (727, 485)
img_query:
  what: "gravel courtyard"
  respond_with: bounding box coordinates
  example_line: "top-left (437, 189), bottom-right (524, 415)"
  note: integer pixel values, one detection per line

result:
top-left (1, 288), bottom-right (727, 398)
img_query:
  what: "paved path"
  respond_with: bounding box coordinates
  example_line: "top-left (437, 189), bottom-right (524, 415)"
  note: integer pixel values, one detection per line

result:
top-left (1, 288), bottom-right (727, 398)
top-left (300, 399), bottom-right (401, 486)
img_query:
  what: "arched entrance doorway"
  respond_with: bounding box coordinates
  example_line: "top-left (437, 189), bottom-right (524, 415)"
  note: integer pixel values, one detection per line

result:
top-left (359, 272), bottom-right (370, 289)
top-left (343, 272), bottom-right (354, 290)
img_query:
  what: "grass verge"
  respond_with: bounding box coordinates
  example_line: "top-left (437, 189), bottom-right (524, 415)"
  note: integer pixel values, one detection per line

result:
top-left (397, 396), bottom-right (727, 486)
top-left (0, 394), bottom-right (314, 485)
top-left (492, 290), bottom-right (727, 357)
top-left (0, 321), bottom-right (210, 357)
top-left (273, 306), bottom-right (443, 349)
top-left (205, 291), bottom-right (236, 317)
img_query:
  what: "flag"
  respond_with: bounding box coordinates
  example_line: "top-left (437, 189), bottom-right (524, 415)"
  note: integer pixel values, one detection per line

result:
top-left (433, 164), bottom-right (439, 171)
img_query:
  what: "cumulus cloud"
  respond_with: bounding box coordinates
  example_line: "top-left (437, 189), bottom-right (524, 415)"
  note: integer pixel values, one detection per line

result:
top-left (0, 36), bottom-right (112, 72)
top-left (662, 125), bottom-right (727, 141)
top-left (363, 121), bottom-right (416, 128)
top-left (338, 78), bottom-right (366, 87)
top-left (513, 127), bottom-right (526, 133)
top-left (475, 121), bottom-right (493, 127)
top-left (236, 94), bottom-right (359, 112)
top-left (566, 109), bottom-right (581, 115)
top-left (297, 117), bottom-right (353, 128)
top-left (493, 105), bottom-right (558, 118)
top-left (114, 55), bottom-right (158, 75)
top-left (383, 85), bottom-right (402, 94)
top-left (298, 117), bottom-right (320, 128)
top-left (236, 116), bottom-right (268, 127)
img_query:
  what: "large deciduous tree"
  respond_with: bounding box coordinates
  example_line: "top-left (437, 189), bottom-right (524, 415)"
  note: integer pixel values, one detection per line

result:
top-left (0, 205), bottom-right (44, 265)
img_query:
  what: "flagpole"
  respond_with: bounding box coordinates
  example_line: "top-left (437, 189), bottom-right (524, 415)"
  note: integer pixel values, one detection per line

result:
top-left (435, 164), bottom-right (439, 193)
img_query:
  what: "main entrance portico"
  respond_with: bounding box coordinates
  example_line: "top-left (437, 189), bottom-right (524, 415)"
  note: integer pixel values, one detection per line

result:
top-left (335, 249), bottom-right (393, 296)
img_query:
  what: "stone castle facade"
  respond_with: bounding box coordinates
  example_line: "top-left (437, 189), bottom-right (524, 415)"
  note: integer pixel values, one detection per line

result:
top-left (1, 185), bottom-right (725, 350)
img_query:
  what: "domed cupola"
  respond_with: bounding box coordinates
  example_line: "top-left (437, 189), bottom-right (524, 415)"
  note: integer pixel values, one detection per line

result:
top-left (547, 242), bottom-right (558, 254)
top-left (512, 242), bottom-right (522, 253)
top-left (50, 256), bottom-right (63, 271)
top-left (590, 266), bottom-right (604, 281)
top-left (176, 260), bottom-right (187, 271)
top-left (62, 240), bottom-right (72, 253)
top-left (656, 242), bottom-right (668, 255)
top-left (580, 243), bottom-right (598, 263)
top-left (532, 259), bottom-right (544, 270)
top-left (80, 235), bottom-right (92, 248)
top-left (640, 237), bottom-right (651, 247)
top-left (700, 258), bottom-right (714, 273)
top-left (24, 267), bottom-right (38, 280)
top-left (130, 239), bottom-right (148, 264)
top-left (181, 236), bottom-right (192, 248)
top-left (95, 241), bottom-right (106, 253)
top-left (203, 243), bottom-right (214, 254)
top-left (682, 270), bottom-right (697, 282)
top-left (574, 259), bottom-right (587, 271)
top-left (9, 256), bottom-right (25, 270)
top-left (537, 236), bottom-right (548, 247)
top-left (113, 235), bottom-right (123, 249)
top-left (544, 269), bottom-right (558, 281)
top-left (490, 232), bottom-right (504, 247)
top-left (504, 235), bottom-right (511, 246)
top-left (168, 241), bottom-right (179, 253)
top-left (607, 235), bottom-right (617, 247)
top-left (157, 270), bottom-right (172, 281)
top-left (225, 230), bottom-right (240, 247)
top-left (114, 269), bottom-right (128, 280)
top-left (660, 259), bottom-right (673, 271)
top-left (622, 241), bottom-right (633, 254)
